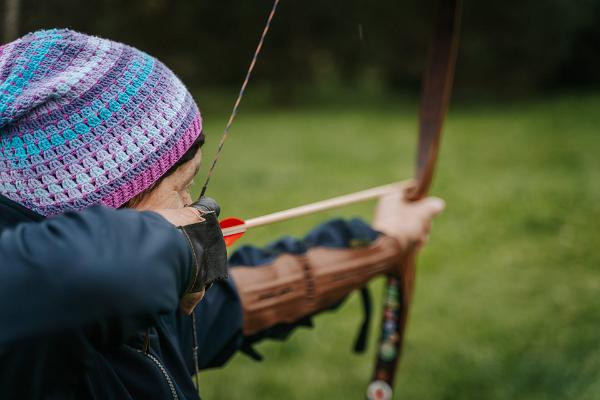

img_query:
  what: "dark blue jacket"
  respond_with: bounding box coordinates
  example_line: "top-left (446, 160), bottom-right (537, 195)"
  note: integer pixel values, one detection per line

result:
top-left (0, 196), bottom-right (378, 399)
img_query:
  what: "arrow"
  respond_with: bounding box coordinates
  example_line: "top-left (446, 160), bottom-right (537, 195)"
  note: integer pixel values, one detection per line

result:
top-left (219, 181), bottom-right (410, 246)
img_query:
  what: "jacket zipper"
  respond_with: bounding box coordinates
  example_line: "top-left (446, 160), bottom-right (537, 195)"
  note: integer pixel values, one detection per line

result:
top-left (134, 348), bottom-right (180, 400)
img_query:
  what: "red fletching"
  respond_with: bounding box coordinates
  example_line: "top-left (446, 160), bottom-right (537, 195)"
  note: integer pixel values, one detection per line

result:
top-left (223, 232), bottom-right (244, 247)
top-left (220, 217), bottom-right (245, 228)
top-left (219, 217), bottom-right (246, 247)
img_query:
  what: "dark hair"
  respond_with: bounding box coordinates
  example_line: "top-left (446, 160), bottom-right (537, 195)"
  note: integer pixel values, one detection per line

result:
top-left (123, 134), bottom-right (205, 208)
top-left (164, 134), bottom-right (205, 177)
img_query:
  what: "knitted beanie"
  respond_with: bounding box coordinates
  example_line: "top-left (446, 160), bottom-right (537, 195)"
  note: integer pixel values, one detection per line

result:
top-left (0, 29), bottom-right (203, 216)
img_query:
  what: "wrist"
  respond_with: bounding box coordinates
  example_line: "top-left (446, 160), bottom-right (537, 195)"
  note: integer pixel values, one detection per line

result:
top-left (379, 232), bottom-right (410, 254)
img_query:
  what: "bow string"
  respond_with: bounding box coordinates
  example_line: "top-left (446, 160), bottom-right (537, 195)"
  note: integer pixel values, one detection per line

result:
top-left (200, 0), bottom-right (280, 198)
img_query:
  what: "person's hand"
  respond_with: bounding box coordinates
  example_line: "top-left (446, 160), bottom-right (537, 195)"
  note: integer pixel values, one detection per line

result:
top-left (155, 207), bottom-right (208, 314)
top-left (157, 197), bottom-right (227, 315)
top-left (152, 197), bottom-right (220, 227)
top-left (153, 197), bottom-right (227, 315)
top-left (153, 207), bottom-right (204, 227)
top-left (373, 190), bottom-right (445, 250)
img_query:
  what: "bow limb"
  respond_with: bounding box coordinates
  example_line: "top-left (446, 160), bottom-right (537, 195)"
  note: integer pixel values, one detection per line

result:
top-left (367, 1), bottom-right (462, 399)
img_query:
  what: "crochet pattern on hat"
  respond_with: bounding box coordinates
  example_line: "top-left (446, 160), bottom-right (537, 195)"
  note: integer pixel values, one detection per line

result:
top-left (0, 29), bottom-right (203, 216)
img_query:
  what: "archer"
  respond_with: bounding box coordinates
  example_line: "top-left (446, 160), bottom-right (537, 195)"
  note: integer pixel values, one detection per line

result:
top-left (0, 29), bottom-right (445, 399)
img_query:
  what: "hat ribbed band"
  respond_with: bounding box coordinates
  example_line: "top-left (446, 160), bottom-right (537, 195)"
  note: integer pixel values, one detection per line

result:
top-left (101, 114), bottom-right (201, 209)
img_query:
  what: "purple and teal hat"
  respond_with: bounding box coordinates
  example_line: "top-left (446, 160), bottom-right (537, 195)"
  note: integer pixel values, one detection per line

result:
top-left (0, 29), bottom-right (203, 216)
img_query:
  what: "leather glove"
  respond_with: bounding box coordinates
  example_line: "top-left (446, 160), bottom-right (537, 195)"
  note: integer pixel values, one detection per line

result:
top-left (178, 197), bottom-right (228, 293)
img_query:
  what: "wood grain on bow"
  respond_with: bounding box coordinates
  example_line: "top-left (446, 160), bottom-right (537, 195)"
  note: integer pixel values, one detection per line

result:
top-left (366, 1), bottom-right (462, 399)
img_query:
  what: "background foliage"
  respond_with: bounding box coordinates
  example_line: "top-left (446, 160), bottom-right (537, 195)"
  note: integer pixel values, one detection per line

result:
top-left (7, 0), bottom-right (600, 100)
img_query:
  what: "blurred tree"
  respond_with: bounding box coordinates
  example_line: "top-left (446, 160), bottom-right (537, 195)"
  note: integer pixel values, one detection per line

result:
top-left (3, 0), bottom-right (21, 42)
top-left (2, 0), bottom-right (599, 100)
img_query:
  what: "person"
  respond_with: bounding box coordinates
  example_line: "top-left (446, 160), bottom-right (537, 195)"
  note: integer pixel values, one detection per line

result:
top-left (0, 29), bottom-right (444, 399)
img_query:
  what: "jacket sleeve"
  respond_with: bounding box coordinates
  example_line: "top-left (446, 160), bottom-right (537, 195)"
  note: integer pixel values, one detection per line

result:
top-left (185, 218), bottom-right (380, 370)
top-left (0, 206), bottom-right (193, 347)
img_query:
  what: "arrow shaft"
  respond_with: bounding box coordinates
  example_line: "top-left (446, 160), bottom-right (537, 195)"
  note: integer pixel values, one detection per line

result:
top-left (221, 181), bottom-right (409, 237)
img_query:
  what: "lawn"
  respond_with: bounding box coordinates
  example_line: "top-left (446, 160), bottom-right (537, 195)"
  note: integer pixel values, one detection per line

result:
top-left (194, 93), bottom-right (600, 399)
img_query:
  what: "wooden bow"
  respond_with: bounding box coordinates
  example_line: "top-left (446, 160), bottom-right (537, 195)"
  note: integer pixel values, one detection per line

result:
top-left (366, 1), bottom-right (462, 399)
top-left (199, 0), bottom-right (462, 397)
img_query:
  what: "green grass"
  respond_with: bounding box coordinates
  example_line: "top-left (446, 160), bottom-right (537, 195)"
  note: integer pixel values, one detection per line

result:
top-left (193, 93), bottom-right (600, 399)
